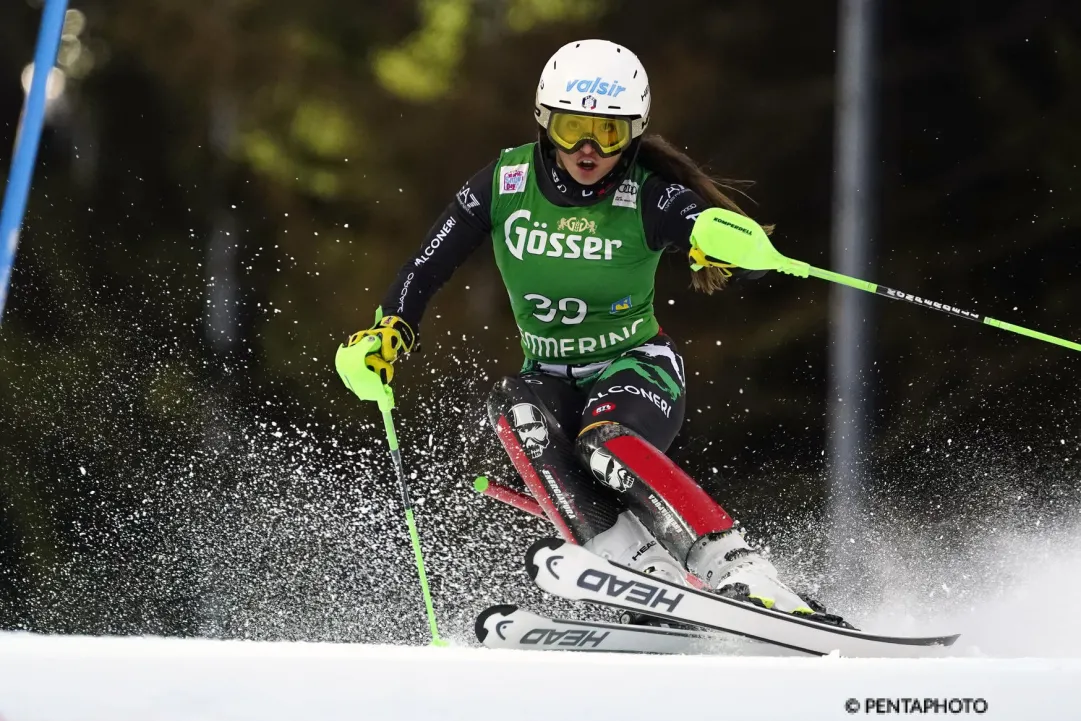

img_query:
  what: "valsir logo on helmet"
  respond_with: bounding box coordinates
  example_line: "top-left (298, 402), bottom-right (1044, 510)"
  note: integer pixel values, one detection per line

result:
top-left (565, 78), bottom-right (627, 97)
top-left (535, 40), bottom-right (651, 142)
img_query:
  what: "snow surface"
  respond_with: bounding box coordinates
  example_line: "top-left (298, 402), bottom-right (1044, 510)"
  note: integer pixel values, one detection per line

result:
top-left (1, 632), bottom-right (1079, 721)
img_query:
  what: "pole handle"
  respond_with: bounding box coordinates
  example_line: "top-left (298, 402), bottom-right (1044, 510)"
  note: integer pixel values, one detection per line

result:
top-left (335, 336), bottom-right (396, 411)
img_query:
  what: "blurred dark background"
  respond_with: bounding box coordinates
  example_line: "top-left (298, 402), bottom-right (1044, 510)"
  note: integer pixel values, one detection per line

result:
top-left (0, 0), bottom-right (1077, 642)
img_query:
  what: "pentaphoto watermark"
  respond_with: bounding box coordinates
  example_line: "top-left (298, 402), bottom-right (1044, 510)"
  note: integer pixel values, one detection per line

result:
top-left (845, 698), bottom-right (989, 714)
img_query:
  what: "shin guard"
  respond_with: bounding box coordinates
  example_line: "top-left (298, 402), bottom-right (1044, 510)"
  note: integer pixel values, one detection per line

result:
top-left (576, 421), bottom-right (734, 562)
top-left (487, 377), bottom-right (623, 545)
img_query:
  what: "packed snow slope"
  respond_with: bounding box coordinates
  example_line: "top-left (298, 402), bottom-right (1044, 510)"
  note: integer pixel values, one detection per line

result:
top-left (1, 632), bottom-right (1079, 721)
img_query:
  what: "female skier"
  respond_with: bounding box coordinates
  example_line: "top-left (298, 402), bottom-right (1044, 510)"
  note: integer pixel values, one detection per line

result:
top-left (337, 39), bottom-right (842, 625)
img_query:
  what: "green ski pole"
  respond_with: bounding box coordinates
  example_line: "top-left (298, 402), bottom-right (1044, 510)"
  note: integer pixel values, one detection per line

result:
top-left (691, 208), bottom-right (1081, 354)
top-left (335, 336), bottom-right (447, 647)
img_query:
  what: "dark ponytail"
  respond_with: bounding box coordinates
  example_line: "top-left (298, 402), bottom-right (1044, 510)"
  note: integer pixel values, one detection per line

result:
top-left (636, 134), bottom-right (773, 293)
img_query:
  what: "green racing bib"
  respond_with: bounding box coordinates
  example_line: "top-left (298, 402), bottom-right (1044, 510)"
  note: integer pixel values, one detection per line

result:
top-left (490, 143), bottom-right (662, 365)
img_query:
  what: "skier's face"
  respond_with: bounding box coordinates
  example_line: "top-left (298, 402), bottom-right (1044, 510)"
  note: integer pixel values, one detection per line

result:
top-left (556, 142), bottom-right (621, 185)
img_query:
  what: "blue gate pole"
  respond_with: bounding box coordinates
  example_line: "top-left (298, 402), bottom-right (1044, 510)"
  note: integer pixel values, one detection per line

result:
top-left (0, 0), bottom-right (70, 323)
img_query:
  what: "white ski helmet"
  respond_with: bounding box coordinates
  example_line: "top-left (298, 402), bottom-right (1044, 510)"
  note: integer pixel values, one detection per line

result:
top-left (535, 39), bottom-right (651, 145)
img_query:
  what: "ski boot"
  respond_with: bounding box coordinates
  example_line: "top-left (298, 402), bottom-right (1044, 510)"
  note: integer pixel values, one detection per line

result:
top-left (686, 528), bottom-right (855, 629)
top-left (585, 511), bottom-right (701, 630)
top-left (584, 511), bottom-right (687, 585)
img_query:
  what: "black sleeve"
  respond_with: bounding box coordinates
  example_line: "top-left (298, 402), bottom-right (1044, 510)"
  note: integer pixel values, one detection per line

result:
top-left (378, 160), bottom-right (496, 335)
top-left (641, 174), bottom-right (704, 253)
top-left (640, 175), bottom-right (768, 280)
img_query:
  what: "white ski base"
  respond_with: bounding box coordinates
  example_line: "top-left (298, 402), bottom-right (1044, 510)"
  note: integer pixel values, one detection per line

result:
top-left (1, 631), bottom-right (1079, 721)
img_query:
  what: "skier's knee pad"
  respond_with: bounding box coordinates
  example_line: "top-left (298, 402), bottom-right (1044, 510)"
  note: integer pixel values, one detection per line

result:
top-left (487, 376), bottom-right (576, 464)
top-left (584, 511), bottom-right (687, 585)
top-left (487, 377), bottom-right (622, 545)
top-left (485, 376), bottom-right (532, 431)
top-left (575, 420), bottom-right (642, 494)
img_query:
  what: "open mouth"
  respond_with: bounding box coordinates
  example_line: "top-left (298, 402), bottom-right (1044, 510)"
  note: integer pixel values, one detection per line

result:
top-left (576, 158), bottom-right (598, 171)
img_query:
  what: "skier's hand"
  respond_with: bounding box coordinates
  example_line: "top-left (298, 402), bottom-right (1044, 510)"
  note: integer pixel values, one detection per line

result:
top-left (338, 312), bottom-right (416, 386)
top-left (688, 208), bottom-right (780, 272)
top-left (688, 246), bottom-right (738, 273)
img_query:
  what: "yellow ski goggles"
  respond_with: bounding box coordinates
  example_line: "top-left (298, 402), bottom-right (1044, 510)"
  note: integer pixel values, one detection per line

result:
top-left (547, 112), bottom-right (634, 157)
